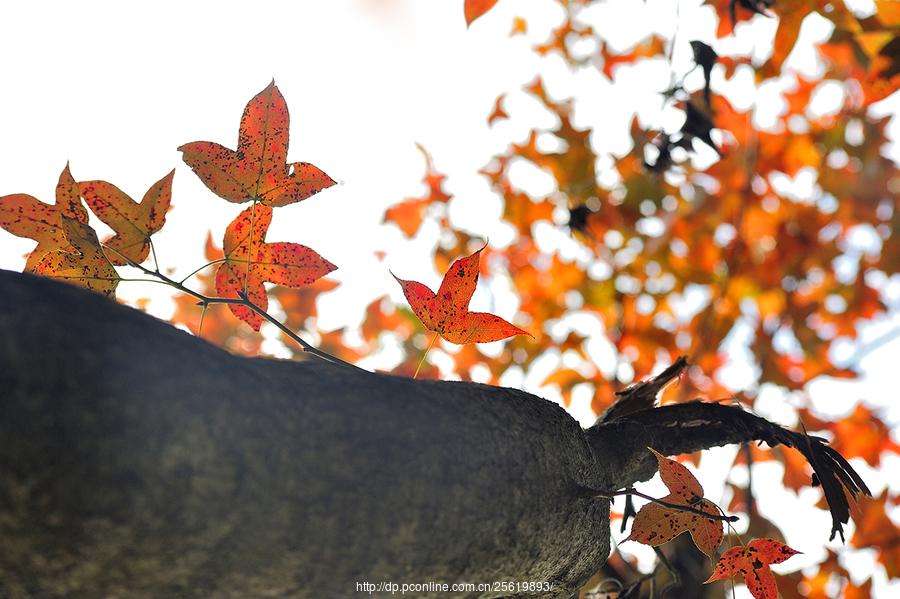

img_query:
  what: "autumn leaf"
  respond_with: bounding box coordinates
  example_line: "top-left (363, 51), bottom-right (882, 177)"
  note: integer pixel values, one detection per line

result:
top-left (169, 233), bottom-right (261, 355)
top-left (625, 448), bottom-right (724, 556)
top-left (850, 491), bottom-right (900, 578)
top-left (487, 94), bottom-right (509, 125)
top-left (34, 217), bottom-right (119, 297)
top-left (541, 368), bottom-right (588, 406)
top-left (216, 204), bottom-right (336, 330)
top-left (705, 538), bottom-right (801, 599)
top-left (0, 164), bottom-right (88, 271)
top-left (465, 0), bottom-right (499, 26)
top-left (690, 40), bottom-right (718, 107)
top-left (599, 36), bottom-right (667, 80)
top-left (383, 144), bottom-right (452, 238)
top-left (78, 170), bottom-right (174, 266)
top-left (799, 404), bottom-right (900, 467)
top-left (510, 17), bottom-right (527, 36)
top-left (272, 278), bottom-right (339, 328)
top-left (179, 81), bottom-right (336, 208)
top-left (392, 245), bottom-right (530, 344)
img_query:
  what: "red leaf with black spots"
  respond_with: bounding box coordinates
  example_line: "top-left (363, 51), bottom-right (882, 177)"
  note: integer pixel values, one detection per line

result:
top-left (216, 204), bottom-right (336, 330)
top-left (35, 217), bottom-right (119, 297)
top-left (179, 81), bottom-right (335, 208)
top-left (393, 245), bottom-right (530, 344)
top-left (0, 164), bottom-right (88, 271)
top-left (705, 538), bottom-right (801, 599)
top-left (625, 448), bottom-right (724, 556)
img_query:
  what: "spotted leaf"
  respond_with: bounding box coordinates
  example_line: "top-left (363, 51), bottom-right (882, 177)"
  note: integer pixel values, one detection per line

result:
top-left (393, 245), bottom-right (531, 344)
top-left (705, 538), bottom-right (801, 599)
top-left (624, 448), bottom-right (725, 556)
top-left (0, 164), bottom-right (88, 271)
top-left (35, 217), bottom-right (119, 297)
top-left (79, 170), bottom-right (174, 266)
top-left (216, 204), bottom-right (336, 330)
top-left (179, 81), bottom-right (336, 208)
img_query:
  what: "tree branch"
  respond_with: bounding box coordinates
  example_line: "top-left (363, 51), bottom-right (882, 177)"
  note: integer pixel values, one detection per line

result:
top-left (587, 400), bottom-right (871, 542)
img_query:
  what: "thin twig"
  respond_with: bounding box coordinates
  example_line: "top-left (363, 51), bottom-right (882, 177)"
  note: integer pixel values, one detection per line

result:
top-left (197, 302), bottom-right (210, 339)
top-left (177, 257), bottom-right (228, 285)
top-left (149, 238), bottom-right (161, 273)
top-left (100, 243), bottom-right (364, 372)
top-left (243, 200), bottom-right (257, 296)
top-left (596, 488), bottom-right (739, 523)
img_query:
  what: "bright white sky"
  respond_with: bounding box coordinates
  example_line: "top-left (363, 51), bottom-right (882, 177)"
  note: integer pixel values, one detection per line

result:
top-left (1, 1), bottom-right (898, 597)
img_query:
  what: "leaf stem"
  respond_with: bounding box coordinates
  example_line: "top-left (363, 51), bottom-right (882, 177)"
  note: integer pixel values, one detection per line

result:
top-left (149, 237), bottom-right (161, 273)
top-left (243, 200), bottom-right (257, 297)
top-left (197, 301), bottom-right (209, 339)
top-left (414, 332), bottom-right (439, 379)
top-left (178, 258), bottom-right (228, 285)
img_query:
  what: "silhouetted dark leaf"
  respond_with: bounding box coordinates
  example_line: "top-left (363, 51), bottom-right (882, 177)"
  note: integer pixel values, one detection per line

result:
top-left (680, 101), bottom-right (723, 156)
top-left (690, 41), bottom-right (718, 107)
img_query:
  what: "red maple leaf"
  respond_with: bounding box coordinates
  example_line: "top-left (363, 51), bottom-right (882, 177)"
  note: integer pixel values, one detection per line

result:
top-left (0, 164), bottom-right (88, 271)
top-left (78, 170), bottom-right (174, 266)
top-left (179, 81), bottom-right (335, 208)
top-left (625, 448), bottom-right (724, 556)
top-left (383, 144), bottom-right (452, 238)
top-left (216, 204), bottom-right (336, 330)
top-left (487, 94), bottom-right (509, 126)
top-left (465, 0), bottom-right (499, 26)
top-left (705, 538), bottom-right (801, 599)
top-left (393, 245), bottom-right (530, 344)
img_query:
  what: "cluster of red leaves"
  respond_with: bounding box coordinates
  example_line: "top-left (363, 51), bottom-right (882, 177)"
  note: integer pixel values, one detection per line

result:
top-left (0, 163), bottom-right (176, 297)
top-left (625, 448), bottom-right (725, 556)
top-left (0, 81), bottom-right (339, 342)
top-left (4, 1), bottom-right (891, 592)
top-left (176, 81), bottom-right (337, 331)
top-left (445, 1), bottom-right (897, 595)
top-left (624, 448), bottom-right (800, 599)
top-left (739, 490), bottom-right (895, 598)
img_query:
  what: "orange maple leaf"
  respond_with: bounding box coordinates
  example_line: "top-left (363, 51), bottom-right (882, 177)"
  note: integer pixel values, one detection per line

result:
top-left (851, 491), bottom-right (900, 578)
top-left (216, 204), bottom-right (336, 330)
top-left (705, 538), bottom-right (801, 599)
top-left (487, 94), bottom-right (509, 126)
top-left (625, 448), bottom-right (724, 556)
top-left (179, 81), bottom-right (335, 208)
top-left (392, 245), bottom-right (530, 344)
top-left (0, 164), bottom-right (88, 271)
top-left (465, 0), bottom-right (499, 27)
top-left (510, 17), bottom-right (527, 36)
top-left (78, 170), bottom-right (174, 266)
top-left (383, 144), bottom-right (452, 238)
top-left (34, 217), bottom-right (120, 297)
